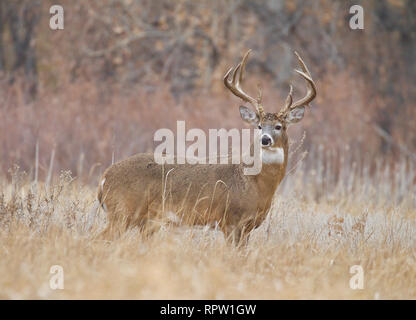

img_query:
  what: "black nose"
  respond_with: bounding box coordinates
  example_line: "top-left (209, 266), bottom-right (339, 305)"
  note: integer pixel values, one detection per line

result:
top-left (261, 135), bottom-right (272, 146)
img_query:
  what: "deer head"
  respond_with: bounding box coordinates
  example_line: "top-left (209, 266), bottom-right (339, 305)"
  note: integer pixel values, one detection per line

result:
top-left (224, 50), bottom-right (316, 156)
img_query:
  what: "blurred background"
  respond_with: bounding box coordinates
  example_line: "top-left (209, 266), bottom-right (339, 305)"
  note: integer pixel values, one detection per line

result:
top-left (0, 0), bottom-right (415, 186)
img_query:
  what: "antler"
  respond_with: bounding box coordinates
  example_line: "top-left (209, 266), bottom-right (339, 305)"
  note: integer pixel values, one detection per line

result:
top-left (224, 50), bottom-right (264, 119)
top-left (279, 51), bottom-right (316, 116)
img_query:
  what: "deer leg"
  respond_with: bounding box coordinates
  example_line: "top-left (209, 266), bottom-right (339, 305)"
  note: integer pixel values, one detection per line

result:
top-left (96, 201), bottom-right (134, 239)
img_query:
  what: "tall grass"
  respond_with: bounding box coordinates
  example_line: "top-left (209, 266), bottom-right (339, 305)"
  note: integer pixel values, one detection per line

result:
top-left (0, 148), bottom-right (415, 299)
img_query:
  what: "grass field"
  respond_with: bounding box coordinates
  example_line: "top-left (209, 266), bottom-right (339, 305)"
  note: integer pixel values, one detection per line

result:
top-left (0, 0), bottom-right (415, 301)
top-left (0, 154), bottom-right (415, 299)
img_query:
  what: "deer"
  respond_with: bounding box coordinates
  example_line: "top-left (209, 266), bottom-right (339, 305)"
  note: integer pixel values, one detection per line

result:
top-left (96, 50), bottom-right (316, 243)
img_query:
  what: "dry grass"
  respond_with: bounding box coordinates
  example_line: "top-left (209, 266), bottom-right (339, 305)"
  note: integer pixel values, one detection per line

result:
top-left (0, 155), bottom-right (415, 300)
top-left (1, 0), bottom-right (415, 301)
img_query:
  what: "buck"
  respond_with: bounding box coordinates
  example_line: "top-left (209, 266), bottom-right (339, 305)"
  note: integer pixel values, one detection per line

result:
top-left (97, 50), bottom-right (316, 242)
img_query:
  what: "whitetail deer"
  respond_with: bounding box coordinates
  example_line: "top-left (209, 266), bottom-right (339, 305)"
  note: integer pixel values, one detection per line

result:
top-left (97, 50), bottom-right (316, 242)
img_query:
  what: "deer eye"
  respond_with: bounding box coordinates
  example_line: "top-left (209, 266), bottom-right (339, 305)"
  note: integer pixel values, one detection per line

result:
top-left (275, 124), bottom-right (282, 130)
top-left (258, 125), bottom-right (262, 129)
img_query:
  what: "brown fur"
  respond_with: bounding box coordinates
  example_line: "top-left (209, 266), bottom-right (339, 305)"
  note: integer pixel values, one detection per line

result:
top-left (98, 140), bottom-right (288, 242)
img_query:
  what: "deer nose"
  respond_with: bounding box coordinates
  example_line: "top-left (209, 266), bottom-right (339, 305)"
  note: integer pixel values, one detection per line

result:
top-left (261, 135), bottom-right (272, 147)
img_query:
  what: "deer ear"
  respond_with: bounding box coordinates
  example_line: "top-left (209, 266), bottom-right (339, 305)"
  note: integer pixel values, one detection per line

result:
top-left (284, 106), bottom-right (305, 124)
top-left (239, 106), bottom-right (259, 125)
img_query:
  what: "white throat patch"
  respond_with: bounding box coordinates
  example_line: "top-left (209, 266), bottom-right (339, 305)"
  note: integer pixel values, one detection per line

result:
top-left (262, 147), bottom-right (285, 164)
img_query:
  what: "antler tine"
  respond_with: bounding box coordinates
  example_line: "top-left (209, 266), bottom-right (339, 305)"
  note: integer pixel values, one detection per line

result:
top-left (232, 63), bottom-right (242, 84)
top-left (294, 51), bottom-right (312, 77)
top-left (284, 85), bottom-right (293, 109)
top-left (257, 84), bottom-right (263, 104)
top-left (290, 51), bottom-right (316, 109)
top-left (278, 52), bottom-right (316, 116)
top-left (224, 50), bottom-right (264, 118)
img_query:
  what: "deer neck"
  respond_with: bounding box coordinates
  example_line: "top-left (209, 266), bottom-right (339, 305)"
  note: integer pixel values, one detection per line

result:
top-left (260, 145), bottom-right (288, 182)
top-left (248, 142), bottom-right (289, 199)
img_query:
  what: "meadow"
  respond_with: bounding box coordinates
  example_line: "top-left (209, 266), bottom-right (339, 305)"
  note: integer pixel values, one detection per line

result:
top-left (0, 0), bottom-right (415, 300)
top-left (0, 152), bottom-right (414, 299)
